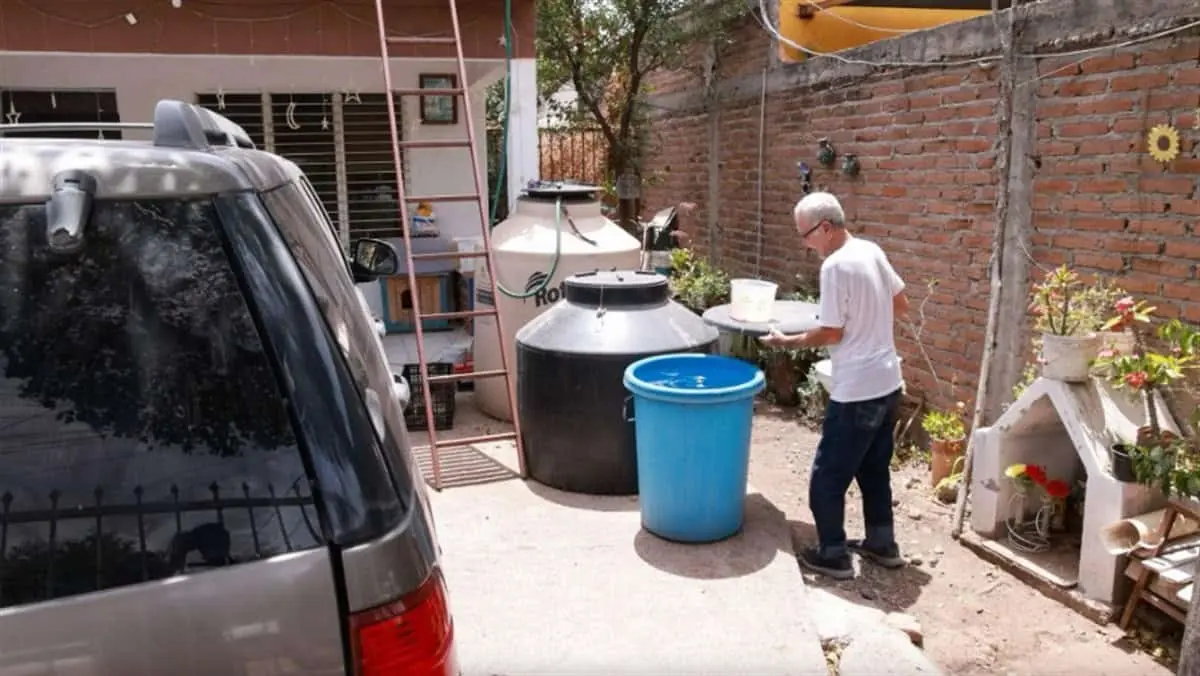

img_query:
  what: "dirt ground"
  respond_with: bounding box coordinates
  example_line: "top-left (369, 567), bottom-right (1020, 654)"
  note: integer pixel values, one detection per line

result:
top-left (746, 403), bottom-right (1177, 676)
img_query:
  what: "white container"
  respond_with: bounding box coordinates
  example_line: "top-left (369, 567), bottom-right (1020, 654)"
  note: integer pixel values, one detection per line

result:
top-left (453, 236), bottom-right (484, 273)
top-left (814, 359), bottom-right (834, 393)
top-left (1097, 330), bottom-right (1136, 356)
top-left (729, 278), bottom-right (778, 323)
top-left (473, 184), bottom-right (641, 421)
top-left (1041, 332), bottom-right (1100, 382)
top-left (813, 357), bottom-right (903, 394)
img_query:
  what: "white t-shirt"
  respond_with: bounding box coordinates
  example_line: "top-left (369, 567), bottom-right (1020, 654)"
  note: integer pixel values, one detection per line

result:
top-left (818, 236), bottom-right (905, 403)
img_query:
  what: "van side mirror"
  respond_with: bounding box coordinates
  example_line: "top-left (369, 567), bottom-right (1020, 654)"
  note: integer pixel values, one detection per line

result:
top-left (350, 238), bottom-right (399, 283)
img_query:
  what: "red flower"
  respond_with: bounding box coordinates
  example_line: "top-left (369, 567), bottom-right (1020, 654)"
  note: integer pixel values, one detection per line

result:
top-left (1115, 296), bottom-right (1135, 316)
top-left (1124, 371), bottom-right (1148, 390)
top-left (1025, 465), bottom-right (1047, 486)
top-left (1045, 479), bottom-right (1071, 500)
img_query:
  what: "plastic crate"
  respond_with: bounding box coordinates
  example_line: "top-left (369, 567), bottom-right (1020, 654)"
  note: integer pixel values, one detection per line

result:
top-left (402, 362), bottom-right (456, 431)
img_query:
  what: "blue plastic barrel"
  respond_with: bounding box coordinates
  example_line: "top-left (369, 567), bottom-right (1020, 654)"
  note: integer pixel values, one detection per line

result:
top-left (623, 353), bottom-right (765, 543)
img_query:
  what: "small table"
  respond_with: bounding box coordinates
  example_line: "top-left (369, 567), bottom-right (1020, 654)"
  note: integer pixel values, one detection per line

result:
top-left (702, 300), bottom-right (822, 338)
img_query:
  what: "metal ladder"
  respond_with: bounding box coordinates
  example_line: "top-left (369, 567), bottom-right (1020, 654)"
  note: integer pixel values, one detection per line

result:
top-left (371, 0), bottom-right (525, 491)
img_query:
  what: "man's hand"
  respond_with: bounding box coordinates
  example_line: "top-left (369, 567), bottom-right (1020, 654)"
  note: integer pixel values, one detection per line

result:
top-left (759, 328), bottom-right (790, 348)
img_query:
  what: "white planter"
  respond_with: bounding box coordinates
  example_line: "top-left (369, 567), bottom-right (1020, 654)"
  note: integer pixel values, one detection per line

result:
top-left (1098, 330), bottom-right (1136, 356)
top-left (1041, 332), bottom-right (1100, 382)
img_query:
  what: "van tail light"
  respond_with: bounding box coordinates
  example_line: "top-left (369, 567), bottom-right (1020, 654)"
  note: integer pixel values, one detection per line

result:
top-left (351, 569), bottom-right (458, 676)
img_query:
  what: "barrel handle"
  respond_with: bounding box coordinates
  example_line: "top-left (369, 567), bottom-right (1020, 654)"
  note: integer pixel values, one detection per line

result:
top-left (622, 395), bottom-right (635, 422)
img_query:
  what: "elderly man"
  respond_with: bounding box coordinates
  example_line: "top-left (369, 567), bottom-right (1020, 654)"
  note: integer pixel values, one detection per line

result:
top-left (760, 192), bottom-right (909, 580)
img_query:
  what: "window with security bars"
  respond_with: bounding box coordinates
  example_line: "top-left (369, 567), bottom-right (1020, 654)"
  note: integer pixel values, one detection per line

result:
top-left (194, 92), bottom-right (411, 244)
top-left (0, 89), bottom-right (122, 139)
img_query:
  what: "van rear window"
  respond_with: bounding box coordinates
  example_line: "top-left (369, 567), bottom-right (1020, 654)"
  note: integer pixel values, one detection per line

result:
top-left (0, 198), bottom-right (320, 609)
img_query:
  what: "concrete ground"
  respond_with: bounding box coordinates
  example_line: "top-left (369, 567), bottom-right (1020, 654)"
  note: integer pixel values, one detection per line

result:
top-left (423, 441), bottom-right (830, 675)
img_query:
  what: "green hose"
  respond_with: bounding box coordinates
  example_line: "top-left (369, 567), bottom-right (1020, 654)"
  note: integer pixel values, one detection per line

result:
top-left (490, 0), bottom-right (565, 299)
top-left (493, 197), bottom-right (565, 299)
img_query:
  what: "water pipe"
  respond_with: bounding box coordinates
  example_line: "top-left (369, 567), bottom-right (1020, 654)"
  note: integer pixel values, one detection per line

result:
top-left (489, 0), bottom-right (564, 299)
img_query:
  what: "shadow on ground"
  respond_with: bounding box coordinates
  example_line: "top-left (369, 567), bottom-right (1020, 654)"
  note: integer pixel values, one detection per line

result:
top-left (522, 480), bottom-right (641, 512)
top-left (788, 519), bottom-right (933, 611)
top-left (633, 493), bottom-right (789, 581)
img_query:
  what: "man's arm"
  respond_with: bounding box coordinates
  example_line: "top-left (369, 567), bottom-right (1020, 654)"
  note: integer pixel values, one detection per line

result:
top-left (783, 326), bottom-right (843, 348)
top-left (883, 252), bottom-right (908, 317)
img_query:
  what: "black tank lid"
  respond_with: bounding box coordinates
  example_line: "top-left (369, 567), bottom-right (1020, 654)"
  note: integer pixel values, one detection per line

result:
top-left (522, 180), bottom-right (599, 202)
top-left (565, 270), bottom-right (670, 307)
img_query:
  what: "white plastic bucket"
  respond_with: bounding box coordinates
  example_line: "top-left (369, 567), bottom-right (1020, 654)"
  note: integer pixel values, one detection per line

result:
top-left (1041, 332), bottom-right (1100, 382)
top-left (729, 279), bottom-right (778, 323)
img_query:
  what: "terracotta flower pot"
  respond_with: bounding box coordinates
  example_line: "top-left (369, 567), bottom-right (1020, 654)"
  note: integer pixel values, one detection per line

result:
top-left (930, 437), bottom-right (965, 486)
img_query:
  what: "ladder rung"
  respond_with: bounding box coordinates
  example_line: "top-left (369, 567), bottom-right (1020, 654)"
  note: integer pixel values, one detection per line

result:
top-left (399, 139), bottom-right (470, 149)
top-left (405, 193), bottom-right (479, 203)
top-left (393, 88), bottom-right (463, 97)
top-left (420, 308), bottom-right (496, 321)
top-left (410, 250), bottom-right (487, 261)
top-left (432, 432), bottom-right (518, 449)
top-left (428, 369), bottom-right (507, 384)
top-left (387, 36), bottom-right (456, 45)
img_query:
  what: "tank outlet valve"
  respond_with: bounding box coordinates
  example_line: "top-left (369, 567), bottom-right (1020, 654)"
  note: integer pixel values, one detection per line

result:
top-left (44, 170), bottom-right (98, 256)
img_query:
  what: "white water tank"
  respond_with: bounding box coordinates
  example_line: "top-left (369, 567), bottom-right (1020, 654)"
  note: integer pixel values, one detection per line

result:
top-left (473, 182), bottom-right (641, 421)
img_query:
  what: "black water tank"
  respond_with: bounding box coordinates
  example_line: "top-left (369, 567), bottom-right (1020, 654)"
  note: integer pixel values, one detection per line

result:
top-left (515, 270), bottom-right (720, 495)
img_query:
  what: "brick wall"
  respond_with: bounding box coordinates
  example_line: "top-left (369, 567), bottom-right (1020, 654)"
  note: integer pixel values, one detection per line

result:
top-left (1030, 44), bottom-right (1200, 324)
top-left (643, 6), bottom-right (1200, 414)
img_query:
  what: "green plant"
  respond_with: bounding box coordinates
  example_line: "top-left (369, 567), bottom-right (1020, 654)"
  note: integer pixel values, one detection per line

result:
top-left (1029, 265), bottom-right (1119, 337)
top-left (1131, 437), bottom-right (1200, 498)
top-left (1093, 308), bottom-right (1196, 403)
top-left (934, 455), bottom-right (966, 503)
top-left (1012, 275), bottom-right (1125, 401)
top-left (668, 247), bottom-right (729, 312)
top-left (1095, 295), bottom-right (1200, 496)
top-left (921, 401), bottom-right (967, 442)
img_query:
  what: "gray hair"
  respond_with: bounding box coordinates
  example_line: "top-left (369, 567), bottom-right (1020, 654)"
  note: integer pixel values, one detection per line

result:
top-left (793, 192), bottom-right (846, 228)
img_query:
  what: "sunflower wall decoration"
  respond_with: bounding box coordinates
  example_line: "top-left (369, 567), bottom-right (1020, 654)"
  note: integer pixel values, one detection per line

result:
top-left (1147, 124), bottom-right (1181, 164)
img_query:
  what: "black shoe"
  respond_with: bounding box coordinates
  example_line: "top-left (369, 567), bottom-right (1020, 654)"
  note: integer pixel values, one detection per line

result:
top-left (797, 547), bottom-right (855, 580)
top-left (847, 539), bottom-right (906, 569)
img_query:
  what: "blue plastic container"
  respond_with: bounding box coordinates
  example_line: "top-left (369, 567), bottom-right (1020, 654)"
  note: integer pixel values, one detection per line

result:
top-left (623, 353), bottom-right (765, 543)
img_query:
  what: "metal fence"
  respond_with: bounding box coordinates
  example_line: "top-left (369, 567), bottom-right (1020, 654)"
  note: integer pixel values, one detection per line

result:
top-left (539, 127), bottom-right (607, 186)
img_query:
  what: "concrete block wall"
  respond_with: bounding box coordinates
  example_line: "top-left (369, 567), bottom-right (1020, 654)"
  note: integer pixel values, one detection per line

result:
top-left (641, 0), bottom-right (1200, 415)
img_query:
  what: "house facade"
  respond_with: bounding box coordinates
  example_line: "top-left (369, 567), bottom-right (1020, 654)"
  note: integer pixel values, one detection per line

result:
top-left (0, 0), bottom-right (540, 244)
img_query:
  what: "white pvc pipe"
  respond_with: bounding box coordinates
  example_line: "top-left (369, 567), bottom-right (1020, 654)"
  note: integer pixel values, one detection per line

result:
top-left (1100, 508), bottom-right (1200, 555)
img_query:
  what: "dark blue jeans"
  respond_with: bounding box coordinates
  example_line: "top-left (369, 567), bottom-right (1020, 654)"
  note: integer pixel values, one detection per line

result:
top-left (810, 388), bottom-right (902, 558)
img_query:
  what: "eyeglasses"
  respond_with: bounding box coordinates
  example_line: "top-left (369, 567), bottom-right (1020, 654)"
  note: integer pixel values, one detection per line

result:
top-left (800, 220), bottom-right (827, 239)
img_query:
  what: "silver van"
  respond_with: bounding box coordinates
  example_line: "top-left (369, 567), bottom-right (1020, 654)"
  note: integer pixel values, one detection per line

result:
top-left (0, 100), bottom-right (456, 675)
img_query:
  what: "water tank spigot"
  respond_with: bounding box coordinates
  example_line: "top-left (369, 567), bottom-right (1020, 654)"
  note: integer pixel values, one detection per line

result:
top-left (44, 170), bottom-right (97, 256)
top-left (817, 139), bottom-right (837, 167)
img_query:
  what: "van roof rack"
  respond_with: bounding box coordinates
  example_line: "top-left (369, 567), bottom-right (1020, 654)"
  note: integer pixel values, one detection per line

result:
top-left (0, 99), bottom-right (257, 152)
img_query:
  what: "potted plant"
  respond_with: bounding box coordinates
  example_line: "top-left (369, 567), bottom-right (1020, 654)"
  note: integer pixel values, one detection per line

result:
top-left (755, 281), bottom-right (822, 406)
top-left (922, 401), bottom-right (967, 486)
top-left (1028, 265), bottom-right (1103, 382)
top-left (1011, 277), bottom-right (1124, 400)
top-left (1093, 301), bottom-right (1198, 484)
top-left (668, 247), bottom-right (729, 314)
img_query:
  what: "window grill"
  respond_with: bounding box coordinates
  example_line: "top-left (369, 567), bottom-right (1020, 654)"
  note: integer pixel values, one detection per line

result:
top-left (0, 481), bottom-right (320, 606)
top-left (194, 91), bottom-right (411, 246)
top-left (0, 89), bottom-right (121, 139)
